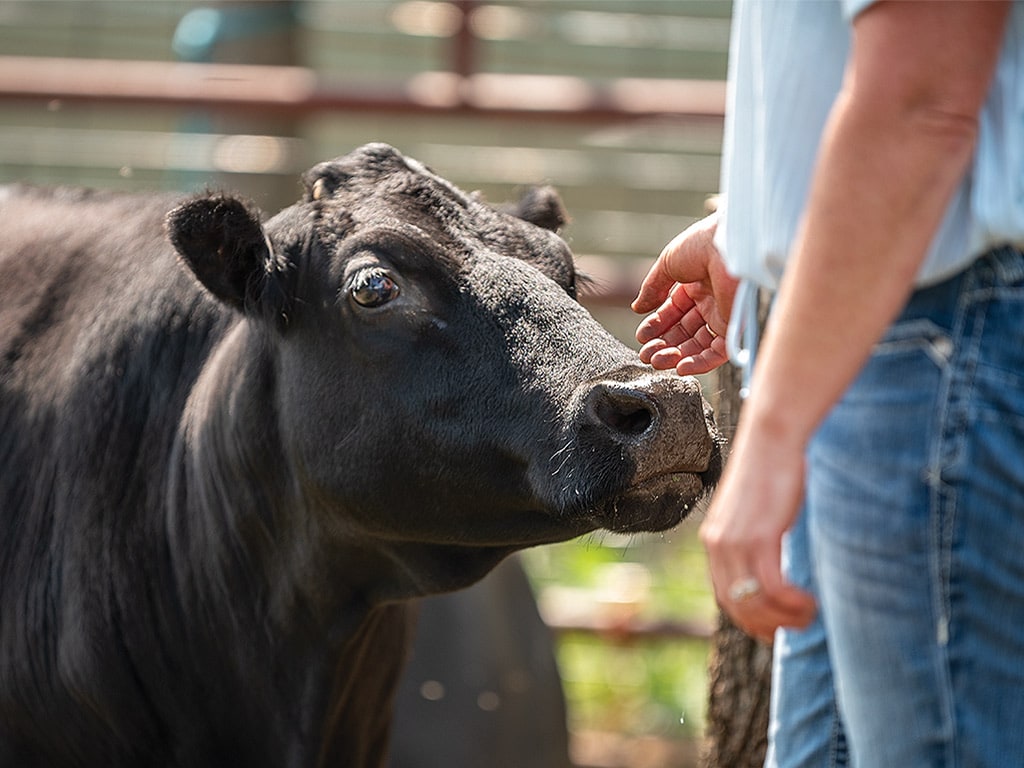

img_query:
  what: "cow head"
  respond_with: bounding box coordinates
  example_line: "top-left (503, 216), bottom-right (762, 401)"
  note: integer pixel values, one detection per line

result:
top-left (166, 143), bottom-right (722, 595)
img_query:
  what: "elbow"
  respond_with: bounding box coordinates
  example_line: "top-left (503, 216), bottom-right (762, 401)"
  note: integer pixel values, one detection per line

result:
top-left (908, 96), bottom-right (981, 149)
top-left (843, 81), bottom-right (982, 162)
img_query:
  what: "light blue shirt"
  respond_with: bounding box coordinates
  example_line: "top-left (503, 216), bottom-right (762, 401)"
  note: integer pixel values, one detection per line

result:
top-left (715, 0), bottom-right (1024, 293)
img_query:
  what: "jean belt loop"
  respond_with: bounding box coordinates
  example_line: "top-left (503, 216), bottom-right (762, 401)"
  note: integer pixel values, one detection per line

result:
top-left (988, 242), bottom-right (1024, 286)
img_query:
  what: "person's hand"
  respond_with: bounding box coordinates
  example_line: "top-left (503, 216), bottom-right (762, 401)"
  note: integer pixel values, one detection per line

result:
top-left (699, 417), bottom-right (817, 642)
top-left (631, 213), bottom-right (739, 376)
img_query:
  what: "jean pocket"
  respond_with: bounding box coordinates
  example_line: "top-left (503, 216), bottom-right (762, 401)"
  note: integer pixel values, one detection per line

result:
top-left (874, 318), bottom-right (953, 369)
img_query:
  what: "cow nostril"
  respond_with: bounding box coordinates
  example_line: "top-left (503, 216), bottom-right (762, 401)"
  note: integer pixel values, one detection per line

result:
top-left (589, 386), bottom-right (656, 439)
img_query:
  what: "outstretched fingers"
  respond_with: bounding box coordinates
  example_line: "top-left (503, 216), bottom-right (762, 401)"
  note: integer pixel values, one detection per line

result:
top-left (632, 213), bottom-right (720, 315)
top-left (631, 257), bottom-right (679, 316)
top-left (635, 283), bottom-right (695, 343)
top-left (673, 341), bottom-right (729, 376)
top-left (636, 285), bottom-right (727, 374)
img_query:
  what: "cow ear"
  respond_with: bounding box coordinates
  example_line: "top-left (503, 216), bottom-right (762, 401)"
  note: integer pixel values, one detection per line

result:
top-left (504, 186), bottom-right (569, 232)
top-left (166, 195), bottom-right (288, 321)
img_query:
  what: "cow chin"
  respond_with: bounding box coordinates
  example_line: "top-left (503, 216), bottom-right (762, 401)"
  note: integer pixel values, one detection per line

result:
top-left (588, 471), bottom-right (710, 534)
top-left (569, 428), bottom-right (724, 535)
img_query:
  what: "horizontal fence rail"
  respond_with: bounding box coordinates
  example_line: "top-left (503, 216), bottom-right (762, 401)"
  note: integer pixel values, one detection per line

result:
top-left (0, 55), bottom-right (726, 124)
top-left (0, 56), bottom-right (724, 310)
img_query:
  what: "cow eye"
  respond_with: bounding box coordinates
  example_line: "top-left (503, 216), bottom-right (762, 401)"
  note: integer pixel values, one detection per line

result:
top-left (351, 268), bottom-right (400, 308)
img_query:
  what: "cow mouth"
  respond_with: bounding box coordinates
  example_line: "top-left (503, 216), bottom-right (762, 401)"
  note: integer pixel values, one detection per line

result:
top-left (586, 437), bottom-right (724, 534)
top-left (587, 470), bottom-right (711, 534)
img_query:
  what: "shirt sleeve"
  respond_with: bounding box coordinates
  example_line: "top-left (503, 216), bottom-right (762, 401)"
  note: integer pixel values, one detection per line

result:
top-left (841, 0), bottom-right (878, 22)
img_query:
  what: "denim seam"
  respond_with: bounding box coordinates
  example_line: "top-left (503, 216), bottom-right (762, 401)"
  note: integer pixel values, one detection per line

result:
top-left (927, 261), bottom-right (992, 768)
top-left (827, 698), bottom-right (848, 767)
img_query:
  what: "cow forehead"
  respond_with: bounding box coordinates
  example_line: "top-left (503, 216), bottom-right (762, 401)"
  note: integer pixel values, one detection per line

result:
top-left (320, 221), bottom-right (464, 286)
top-left (306, 144), bottom-right (468, 208)
top-left (319, 143), bottom-right (454, 185)
top-left (304, 144), bottom-right (575, 289)
top-left (309, 154), bottom-right (473, 235)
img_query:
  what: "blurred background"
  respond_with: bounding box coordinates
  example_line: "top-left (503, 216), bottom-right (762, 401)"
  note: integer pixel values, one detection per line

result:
top-left (0, 2), bottom-right (730, 765)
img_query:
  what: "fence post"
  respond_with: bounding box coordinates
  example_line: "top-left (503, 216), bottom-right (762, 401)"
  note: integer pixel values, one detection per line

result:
top-left (699, 312), bottom-right (773, 768)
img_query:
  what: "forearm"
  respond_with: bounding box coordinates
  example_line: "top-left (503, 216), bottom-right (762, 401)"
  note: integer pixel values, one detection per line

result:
top-left (743, 89), bottom-right (976, 446)
top-left (738, 0), bottom-right (1010, 450)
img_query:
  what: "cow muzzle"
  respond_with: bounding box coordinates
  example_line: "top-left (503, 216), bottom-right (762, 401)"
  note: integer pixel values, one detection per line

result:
top-left (572, 368), bottom-right (723, 533)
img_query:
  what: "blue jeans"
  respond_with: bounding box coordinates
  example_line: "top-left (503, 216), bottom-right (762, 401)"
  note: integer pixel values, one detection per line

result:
top-left (766, 246), bottom-right (1024, 768)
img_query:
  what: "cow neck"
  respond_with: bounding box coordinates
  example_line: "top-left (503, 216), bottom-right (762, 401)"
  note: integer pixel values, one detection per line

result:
top-left (314, 601), bottom-right (413, 768)
top-left (165, 318), bottom-right (410, 752)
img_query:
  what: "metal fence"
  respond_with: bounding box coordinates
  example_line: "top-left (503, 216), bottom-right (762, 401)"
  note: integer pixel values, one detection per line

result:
top-left (0, 1), bottom-right (727, 301)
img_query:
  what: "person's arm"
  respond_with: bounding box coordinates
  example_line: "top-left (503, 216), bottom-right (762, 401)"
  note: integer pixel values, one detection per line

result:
top-left (701, 0), bottom-right (1012, 641)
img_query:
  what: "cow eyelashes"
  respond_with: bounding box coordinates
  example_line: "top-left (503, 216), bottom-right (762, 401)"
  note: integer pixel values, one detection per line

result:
top-left (350, 267), bottom-right (401, 308)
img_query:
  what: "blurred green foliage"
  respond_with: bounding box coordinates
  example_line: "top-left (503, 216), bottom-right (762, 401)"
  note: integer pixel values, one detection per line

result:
top-left (521, 514), bottom-right (716, 741)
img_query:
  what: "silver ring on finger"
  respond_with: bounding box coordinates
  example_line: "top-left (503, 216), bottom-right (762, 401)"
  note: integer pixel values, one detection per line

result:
top-left (727, 577), bottom-right (761, 603)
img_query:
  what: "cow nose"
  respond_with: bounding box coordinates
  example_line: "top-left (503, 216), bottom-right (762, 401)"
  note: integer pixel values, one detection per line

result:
top-left (584, 382), bottom-right (658, 442)
top-left (581, 373), bottom-right (717, 477)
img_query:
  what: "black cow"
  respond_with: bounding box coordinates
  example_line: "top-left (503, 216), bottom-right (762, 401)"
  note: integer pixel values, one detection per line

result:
top-left (0, 143), bottom-right (721, 768)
